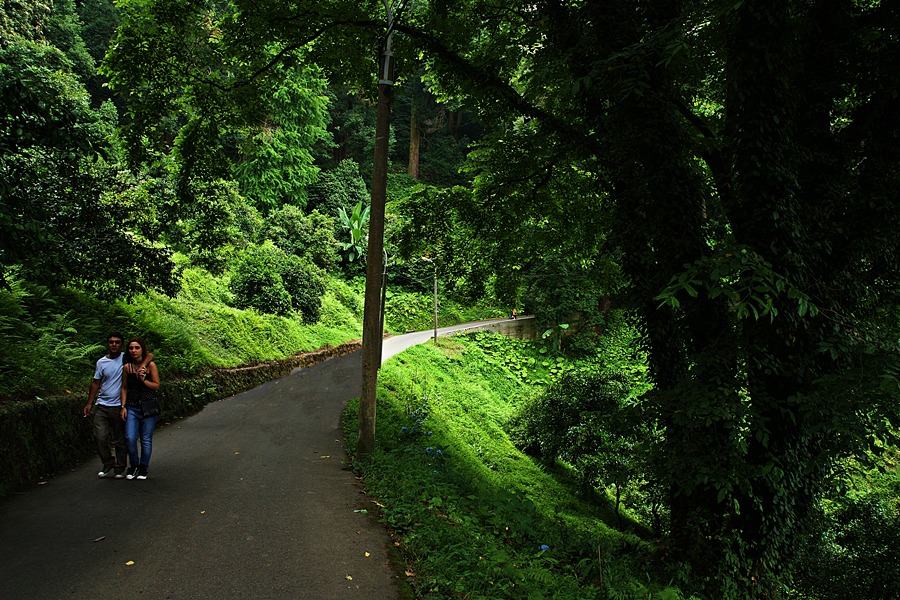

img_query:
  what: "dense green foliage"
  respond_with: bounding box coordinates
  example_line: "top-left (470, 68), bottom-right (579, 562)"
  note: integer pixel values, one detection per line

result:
top-left (0, 267), bottom-right (360, 399)
top-left (307, 158), bottom-right (370, 221)
top-left (0, 13), bottom-right (175, 297)
top-left (789, 450), bottom-right (900, 600)
top-left (511, 369), bottom-right (662, 528)
top-left (0, 258), bottom-right (496, 402)
top-left (349, 329), bottom-right (900, 600)
top-left (233, 64), bottom-right (331, 211)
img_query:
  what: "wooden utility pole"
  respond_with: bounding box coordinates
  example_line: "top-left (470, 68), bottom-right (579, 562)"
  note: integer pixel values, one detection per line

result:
top-left (358, 3), bottom-right (395, 457)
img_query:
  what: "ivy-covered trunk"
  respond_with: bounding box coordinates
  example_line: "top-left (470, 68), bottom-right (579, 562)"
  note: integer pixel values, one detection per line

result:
top-left (597, 2), bottom-right (745, 585)
top-left (720, 2), bottom-right (824, 595)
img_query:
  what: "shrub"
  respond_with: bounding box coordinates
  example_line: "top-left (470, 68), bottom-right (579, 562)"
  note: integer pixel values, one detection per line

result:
top-left (792, 482), bottom-right (900, 600)
top-left (228, 243), bottom-right (293, 315)
top-left (280, 255), bottom-right (326, 324)
top-left (179, 179), bottom-right (245, 273)
top-left (0, 276), bottom-right (107, 399)
top-left (510, 368), bottom-right (663, 527)
top-left (228, 243), bottom-right (328, 321)
top-left (306, 158), bottom-right (368, 221)
top-left (264, 205), bottom-right (339, 271)
top-left (233, 202), bottom-right (264, 246)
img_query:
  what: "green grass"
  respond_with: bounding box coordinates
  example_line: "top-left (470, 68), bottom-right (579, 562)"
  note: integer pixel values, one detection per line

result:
top-left (122, 271), bottom-right (366, 374)
top-left (345, 334), bottom-right (689, 600)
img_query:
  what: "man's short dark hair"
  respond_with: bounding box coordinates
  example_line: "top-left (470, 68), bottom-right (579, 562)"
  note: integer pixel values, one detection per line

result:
top-left (107, 332), bottom-right (124, 342)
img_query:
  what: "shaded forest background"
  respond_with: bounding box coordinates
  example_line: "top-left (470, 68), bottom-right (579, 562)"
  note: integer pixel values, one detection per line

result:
top-left (2, 1), bottom-right (900, 599)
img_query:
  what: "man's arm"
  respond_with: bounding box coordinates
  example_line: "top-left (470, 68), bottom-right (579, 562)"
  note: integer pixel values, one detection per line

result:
top-left (120, 365), bottom-right (130, 421)
top-left (83, 379), bottom-right (100, 416)
top-left (136, 352), bottom-right (154, 374)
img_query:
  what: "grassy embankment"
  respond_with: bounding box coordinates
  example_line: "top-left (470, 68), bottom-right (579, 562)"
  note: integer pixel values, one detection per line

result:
top-left (344, 325), bottom-right (693, 600)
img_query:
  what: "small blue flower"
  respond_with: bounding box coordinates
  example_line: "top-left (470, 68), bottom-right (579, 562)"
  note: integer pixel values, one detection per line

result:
top-left (539, 544), bottom-right (549, 552)
top-left (401, 426), bottom-right (408, 433)
top-left (425, 446), bottom-right (434, 455)
top-left (427, 431), bottom-right (433, 436)
top-left (436, 449), bottom-right (443, 456)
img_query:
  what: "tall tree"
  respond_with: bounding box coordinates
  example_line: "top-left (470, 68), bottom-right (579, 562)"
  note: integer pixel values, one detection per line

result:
top-left (234, 64), bottom-right (331, 211)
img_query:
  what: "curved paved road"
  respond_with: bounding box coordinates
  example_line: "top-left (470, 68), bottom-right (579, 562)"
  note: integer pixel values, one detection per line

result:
top-left (0, 318), bottom-right (518, 599)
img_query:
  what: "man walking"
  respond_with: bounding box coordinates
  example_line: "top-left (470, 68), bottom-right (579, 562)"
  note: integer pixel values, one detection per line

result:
top-left (82, 333), bottom-right (129, 478)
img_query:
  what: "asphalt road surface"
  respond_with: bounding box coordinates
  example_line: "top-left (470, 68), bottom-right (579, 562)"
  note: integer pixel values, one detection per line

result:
top-left (0, 319), bottom-right (513, 600)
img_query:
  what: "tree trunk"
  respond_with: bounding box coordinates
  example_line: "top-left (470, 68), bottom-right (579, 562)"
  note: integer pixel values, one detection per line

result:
top-left (449, 109), bottom-right (461, 140)
top-left (408, 112), bottom-right (420, 179)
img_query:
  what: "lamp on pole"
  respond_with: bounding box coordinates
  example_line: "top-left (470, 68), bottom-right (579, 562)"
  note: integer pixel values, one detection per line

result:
top-left (358, 0), bottom-right (396, 457)
top-left (421, 256), bottom-right (437, 344)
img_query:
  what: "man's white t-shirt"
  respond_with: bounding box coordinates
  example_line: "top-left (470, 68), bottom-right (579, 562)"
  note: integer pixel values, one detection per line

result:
top-left (93, 355), bottom-right (124, 407)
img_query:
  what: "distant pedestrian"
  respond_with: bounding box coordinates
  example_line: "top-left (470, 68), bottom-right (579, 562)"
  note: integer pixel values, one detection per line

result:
top-left (511, 308), bottom-right (517, 320)
top-left (83, 333), bottom-right (151, 478)
top-left (121, 337), bottom-right (160, 480)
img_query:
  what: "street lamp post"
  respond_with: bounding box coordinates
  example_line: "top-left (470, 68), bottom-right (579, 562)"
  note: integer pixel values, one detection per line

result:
top-left (422, 256), bottom-right (437, 344)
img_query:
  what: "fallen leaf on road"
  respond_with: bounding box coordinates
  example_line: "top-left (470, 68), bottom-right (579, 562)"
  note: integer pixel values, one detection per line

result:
top-left (365, 552), bottom-right (371, 557)
top-left (345, 575), bottom-right (353, 581)
top-left (200, 511), bottom-right (206, 515)
top-left (38, 481), bottom-right (47, 485)
top-left (320, 455), bottom-right (331, 459)
top-left (93, 536), bottom-right (106, 542)
top-left (233, 452), bottom-right (240, 455)
top-left (405, 570), bottom-right (416, 577)
top-left (353, 509), bottom-right (368, 514)
top-left (125, 561), bottom-right (135, 566)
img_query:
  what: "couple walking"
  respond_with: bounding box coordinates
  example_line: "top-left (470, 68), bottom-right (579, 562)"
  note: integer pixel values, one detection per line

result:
top-left (82, 332), bottom-right (160, 480)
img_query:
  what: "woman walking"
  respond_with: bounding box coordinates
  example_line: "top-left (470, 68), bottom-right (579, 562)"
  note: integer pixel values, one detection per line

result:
top-left (120, 337), bottom-right (160, 480)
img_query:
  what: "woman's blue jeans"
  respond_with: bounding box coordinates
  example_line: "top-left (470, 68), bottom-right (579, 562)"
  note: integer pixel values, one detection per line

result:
top-left (125, 406), bottom-right (159, 468)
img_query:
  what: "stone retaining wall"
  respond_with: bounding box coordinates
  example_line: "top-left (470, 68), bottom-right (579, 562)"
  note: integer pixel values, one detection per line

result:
top-left (451, 316), bottom-right (543, 340)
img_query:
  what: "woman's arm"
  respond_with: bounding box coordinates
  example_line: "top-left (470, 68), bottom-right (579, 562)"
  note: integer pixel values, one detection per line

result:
top-left (142, 362), bottom-right (160, 391)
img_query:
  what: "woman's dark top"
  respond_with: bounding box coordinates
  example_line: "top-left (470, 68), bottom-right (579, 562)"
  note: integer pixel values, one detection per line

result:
top-left (124, 368), bottom-right (152, 409)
